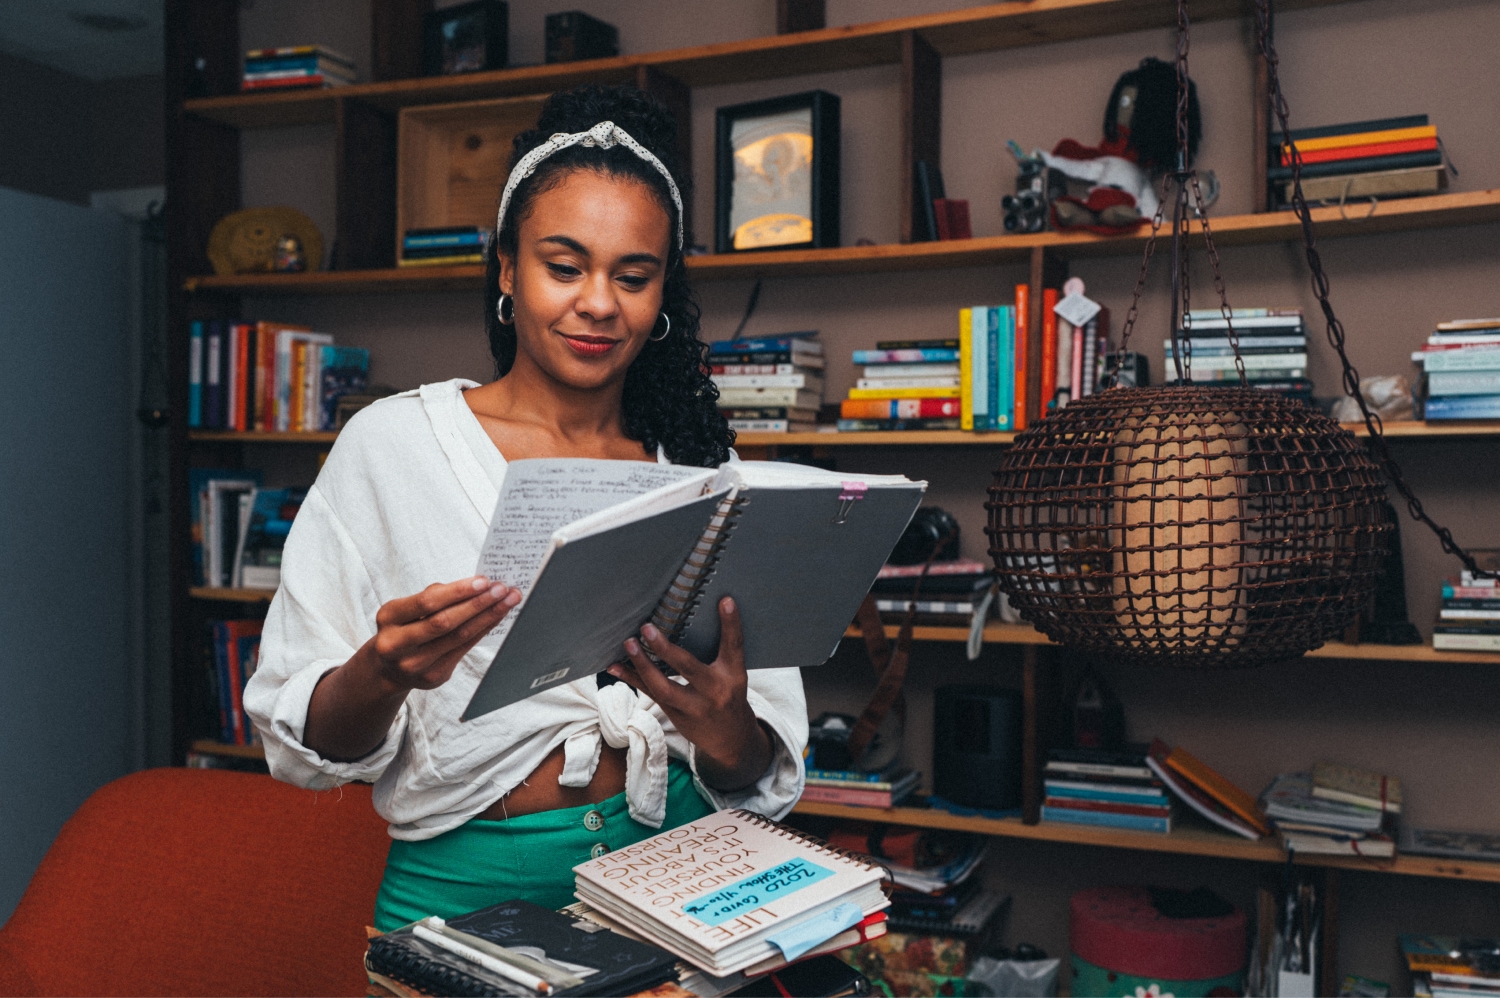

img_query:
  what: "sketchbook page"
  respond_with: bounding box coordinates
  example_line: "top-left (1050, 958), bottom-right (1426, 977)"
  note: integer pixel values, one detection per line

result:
top-left (464, 488), bottom-right (728, 718)
top-left (677, 469), bottom-right (926, 670)
top-left (475, 458), bottom-right (707, 594)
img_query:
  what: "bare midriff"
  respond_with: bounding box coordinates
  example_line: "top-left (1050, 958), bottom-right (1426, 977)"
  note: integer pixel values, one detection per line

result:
top-left (476, 742), bottom-right (630, 821)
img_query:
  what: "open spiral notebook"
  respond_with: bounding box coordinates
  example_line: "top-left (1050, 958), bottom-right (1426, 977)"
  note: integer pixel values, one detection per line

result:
top-left (463, 459), bottom-right (925, 720)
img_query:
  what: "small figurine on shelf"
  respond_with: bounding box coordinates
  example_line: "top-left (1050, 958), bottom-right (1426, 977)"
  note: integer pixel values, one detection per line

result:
top-left (273, 234), bottom-right (306, 272)
top-left (1032, 56), bottom-right (1202, 235)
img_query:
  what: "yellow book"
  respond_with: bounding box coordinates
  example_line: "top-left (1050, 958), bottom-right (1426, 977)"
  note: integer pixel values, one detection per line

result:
top-left (398, 254), bottom-right (485, 267)
top-left (849, 386), bottom-right (962, 400)
top-left (959, 308), bottom-right (974, 430)
top-left (1284, 124), bottom-right (1436, 154)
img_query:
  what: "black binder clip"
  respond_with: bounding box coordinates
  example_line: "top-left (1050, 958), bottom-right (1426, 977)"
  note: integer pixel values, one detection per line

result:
top-left (832, 482), bottom-right (867, 524)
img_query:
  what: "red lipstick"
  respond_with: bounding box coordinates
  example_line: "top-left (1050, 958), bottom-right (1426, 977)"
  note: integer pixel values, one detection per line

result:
top-left (561, 334), bottom-right (619, 356)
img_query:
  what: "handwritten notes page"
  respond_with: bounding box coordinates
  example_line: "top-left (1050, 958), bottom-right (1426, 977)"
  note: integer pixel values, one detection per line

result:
top-left (475, 459), bottom-right (710, 597)
top-left (572, 810), bottom-right (887, 974)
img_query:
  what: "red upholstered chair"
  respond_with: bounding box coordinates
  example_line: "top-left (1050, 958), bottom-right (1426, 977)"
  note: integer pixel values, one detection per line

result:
top-left (0, 767), bottom-right (391, 997)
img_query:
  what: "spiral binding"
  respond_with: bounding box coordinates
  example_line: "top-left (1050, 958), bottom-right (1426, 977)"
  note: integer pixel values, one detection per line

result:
top-left (650, 493), bottom-right (749, 640)
top-left (366, 933), bottom-right (502, 997)
top-left (727, 809), bottom-right (894, 894)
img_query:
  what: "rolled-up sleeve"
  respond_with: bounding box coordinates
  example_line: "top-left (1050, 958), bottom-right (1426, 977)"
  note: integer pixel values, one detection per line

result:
top-left (243, 485), bottom-right (402, 789)
top-left (676, 667), bottom-right (808, 819)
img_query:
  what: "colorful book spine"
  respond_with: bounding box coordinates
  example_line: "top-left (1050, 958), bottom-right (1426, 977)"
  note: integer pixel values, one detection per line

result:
top-left (1014, 284), bottom-right (1030, 431)
top-left (1041, 806), bottom-right (1170, 834)
top-left (1281, 124), bottom-right (1436, 156)
top-left (205, 321), bottom-right (223, 430)
top-left (995, 306), bottom-right (1014, 431)
top-left (853, 348), bottom-right (960, 364)
top-left (840, 398), bottom-right (961, 420)
top-left (849, 386), bottom-right (961, 400)
top-left (1040, 288), bottom-right (1058, 413)
top-left (984, 305), bottom-right (999, 431)
top-left (709, 336), bottom-right (819, 354)
top-left (800, 784), bottom-right (912, 808)
top-left (1286, 136), bottom-right (1438, 166)
top-left (1267, 148), bottom-right (1442, 180)
top-left (1424, 395), bottom-right (1500, 420)
top-left (959, 308), bottom-right (974, 431)
top-left (1272, 114), bottom-right (1428, 144)
top-left (188, 321), bottom-right (204, 428)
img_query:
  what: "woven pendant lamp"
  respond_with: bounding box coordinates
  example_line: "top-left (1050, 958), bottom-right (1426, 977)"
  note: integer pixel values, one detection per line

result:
top-left (984, 0), bottom-right (1402, 667)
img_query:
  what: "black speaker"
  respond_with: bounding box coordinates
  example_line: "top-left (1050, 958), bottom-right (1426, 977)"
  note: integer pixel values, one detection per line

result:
top-left (933, 685), bottom-right (1023, 811)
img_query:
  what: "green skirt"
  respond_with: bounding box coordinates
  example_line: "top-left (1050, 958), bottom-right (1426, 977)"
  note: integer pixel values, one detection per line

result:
top-left (373, 759), bottom-right (714, 931)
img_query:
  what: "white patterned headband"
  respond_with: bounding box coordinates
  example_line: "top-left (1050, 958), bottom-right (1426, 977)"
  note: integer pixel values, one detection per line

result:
top-left (495, 120), bottom-right (683, 250)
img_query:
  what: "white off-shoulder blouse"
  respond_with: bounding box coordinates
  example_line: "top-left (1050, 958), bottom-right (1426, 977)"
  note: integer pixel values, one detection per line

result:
top-left (243, 379), bottom-right (808, 841)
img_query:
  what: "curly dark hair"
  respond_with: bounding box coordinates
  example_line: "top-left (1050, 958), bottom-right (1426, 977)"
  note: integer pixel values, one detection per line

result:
top-left (485, 84), bottom-right (733, 467)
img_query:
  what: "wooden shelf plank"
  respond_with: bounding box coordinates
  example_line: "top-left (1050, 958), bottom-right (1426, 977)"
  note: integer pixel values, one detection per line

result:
top-left (737, 429), bottom-right (1015, 446)
top-left (184, 0), bottom-right (1355, 129)
top-left (789, 801), bottom-right (1500, 883)
top-left (190, 430), bottom-right (339, 443)
top-left (190, 739), bottom-right (267, 759)
top-left (190, 587), bottom-right (276, 603)
top-left (184, 191), bottom-right (1500, 294)
top-left (842, 623), bottom-right (1500, 664)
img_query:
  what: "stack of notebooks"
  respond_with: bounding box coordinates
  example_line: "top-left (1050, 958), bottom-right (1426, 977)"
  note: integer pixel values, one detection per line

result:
top-left (1415, 318), bottom-right (1500, 422)
top-left (1175, 307), bottom-right (1312, 404)
top-left (400, 226), bottom-right (486, 268)
top-left (802, 762), bottom-right (921, 809)
top-left (839, 338), bottom-right (961, 432)
top-left (572, 809), bottom-right (890, 978)
top-left (869, 557), bottom-right (996, 625)
top-left (711, 333), bottom-right (824, 433)
top-left (1434, 556), bottom-right (1500, 651)
top-left (1042, 744), bottom-right (1172, 834)
top-left (1271, 114), bottom-right (1444, 205)
top-left (1260, 765), bottom-right (1398, 857)
top-left (241, 45), bottom-right (356, 91)
top-left (1402, 935), bottom-right (1500, 998)
top-left (187, 320), bottom-right (369, 433)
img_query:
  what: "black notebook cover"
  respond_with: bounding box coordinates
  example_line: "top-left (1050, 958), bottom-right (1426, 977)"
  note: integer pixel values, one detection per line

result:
top-left (730, 954), bottom-right (871, 997)
top-left (367, 899), bottom-right (678, 997)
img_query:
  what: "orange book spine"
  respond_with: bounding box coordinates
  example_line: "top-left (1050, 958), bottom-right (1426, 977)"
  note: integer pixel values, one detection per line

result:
top-left (1013, 284), bottom-right (1030, 431)
top-left (1282, 136), bottom-right (1438, 167)
top-left (289, 340), bottom-right (306, 434)
top-left (235, 324), bottom-right (251, 431)
top-left (1040, 288), bottom-right (1058, 414)
top-left (1165, 746), bottom-right (1270, 835)
top-left (258, 323), bottom-right (275, 430)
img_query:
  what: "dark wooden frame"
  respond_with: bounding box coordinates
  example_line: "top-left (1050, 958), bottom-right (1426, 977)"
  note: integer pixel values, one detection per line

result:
top-left (422, 0), bottom-right (508, 77)
top-left (714, 90), bottom-right (840, 255)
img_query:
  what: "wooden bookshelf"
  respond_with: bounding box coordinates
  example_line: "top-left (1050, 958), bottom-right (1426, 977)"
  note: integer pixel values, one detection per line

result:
top-left (842, 623), bottom-right (1500, 664)
top-left (790, 801), bottom-right (1500, 884)
top-left (190, 587), bottom-right (276, 603)
top-left (184, 189), bottom-right (1500, 295)
top-left (183, 0), bottom-right (1356, 130)
top-left (189, 430), bottom-right (339, 444)
top-left (190, 739), bottom-right (267, 760)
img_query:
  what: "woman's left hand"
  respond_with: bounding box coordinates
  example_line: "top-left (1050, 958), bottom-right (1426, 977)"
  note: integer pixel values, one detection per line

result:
top-left (610, 596), bottom-right (774, 793)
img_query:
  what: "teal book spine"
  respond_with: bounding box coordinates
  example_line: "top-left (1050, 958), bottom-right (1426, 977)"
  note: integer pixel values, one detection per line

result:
top-left (188, 320), bottom-right (204, 428)
top-left (995, 306), bottom-right (1014, 430)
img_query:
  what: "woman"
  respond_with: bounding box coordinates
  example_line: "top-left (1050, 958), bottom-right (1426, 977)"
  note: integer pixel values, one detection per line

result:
top-left (244, 85), bottom-right (808, 931)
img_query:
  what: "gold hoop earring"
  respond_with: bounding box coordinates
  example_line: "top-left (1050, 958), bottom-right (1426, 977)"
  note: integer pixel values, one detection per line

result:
top-left (496, 293), bottom-right (515, 325)
top-left (648, 312), bottom-right (671, 342)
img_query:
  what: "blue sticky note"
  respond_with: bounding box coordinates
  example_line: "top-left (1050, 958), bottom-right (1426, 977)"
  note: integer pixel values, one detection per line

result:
top-left (680, 858), bottom-right (835, 927)
top-left (766, 902), bottom-right (865, 962)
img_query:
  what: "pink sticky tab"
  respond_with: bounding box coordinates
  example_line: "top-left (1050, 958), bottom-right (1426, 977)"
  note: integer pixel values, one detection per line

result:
top-left (838, 481), bottom-right (868, 502)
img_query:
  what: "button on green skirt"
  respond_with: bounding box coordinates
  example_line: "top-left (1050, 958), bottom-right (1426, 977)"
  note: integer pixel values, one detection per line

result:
top-left (373, 759), bottom-right (714, 931)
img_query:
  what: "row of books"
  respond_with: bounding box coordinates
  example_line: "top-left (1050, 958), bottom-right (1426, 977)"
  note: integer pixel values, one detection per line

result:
top-left (206, 618), bottom-right (262, 746)
top-left (801, 763), bottom-right (922, 809)
top-left (838, 338), bottom-right (960, 432)
top-left (399, 226), bottom-right (486, 268)
top-left (1176, 306), bottom-right (1314, 404)
top-left (1271, 114), bottom-right (1445, 205)
top-left (190, 468), bottom-right (303, 590)
top-left (187, 320), bottom-right (369, 433)
top-left (870, 557), bottom-right (1000, 626)
top-left (1413, 317), bottom-right (1500, 421)
top-left (1260, 764), bottom-right (1400, 857)
top-left (241, 44), bottom-right (355, 91)
top-left (1433, 555), bottom-right (1500, 651)
top-left (1403, 935), bottom-right (1500, 998)
top-left (710, 332), bottom-right (824, 433)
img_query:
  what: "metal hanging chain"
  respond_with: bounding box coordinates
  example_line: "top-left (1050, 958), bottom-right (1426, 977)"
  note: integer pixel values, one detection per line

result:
top-left (1117, 0), bottom-right (1247, 388)
top-left (1253, 0), bottom-right (1489, 577)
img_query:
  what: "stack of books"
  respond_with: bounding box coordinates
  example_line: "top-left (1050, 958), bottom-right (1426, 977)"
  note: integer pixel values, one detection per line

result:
top-left (869, 557), bottom-right (995, 625)
top-left (1271, 114), bottom-right (1444, 205)
top-left (1435, 558), bottom-right (1500, 651)
top-left (1402, 934), bottom-right (1500, 998)
top-left (241, 45), bottom-right (355, 91)
top-left (190, 469), bottom-right (305, 591)
top-left (840, 339), bottom-right (961, 432)
top-left (802, 763), bottom-right (922, 808)
top-left (1042, 744), bottom-right (1172, 833)
top-left (207, 618), bottom-right (262, 746)
top-left (1260, 765), bottom-right (1398, 857)
top-left (1176, 307), bottom-right (1311, 404)
top-left (187, 320), bottom-right (369, 433)
top-left (399, 226), bottom-right (485, 267)
top-left (711, 333), bottom-right (824, 433)
top-left (1415, 318), bottom-right (1500, 421)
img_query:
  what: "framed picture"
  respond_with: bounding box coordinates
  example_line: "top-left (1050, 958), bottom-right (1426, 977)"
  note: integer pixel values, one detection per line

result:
top-left (423, 0), bottom-right (508, 76)
top-left (715, 90), bottom-right (840, 254)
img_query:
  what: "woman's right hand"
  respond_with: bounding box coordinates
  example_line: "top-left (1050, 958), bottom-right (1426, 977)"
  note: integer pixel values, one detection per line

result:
top-left (368, 576), bottom-right (522, 690)
top-left (304, 576), bottom-right (520, 761)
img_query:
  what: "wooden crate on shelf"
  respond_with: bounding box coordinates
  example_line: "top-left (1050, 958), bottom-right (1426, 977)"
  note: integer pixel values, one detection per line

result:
top-left (396, 94), bottom-right (550, 260)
